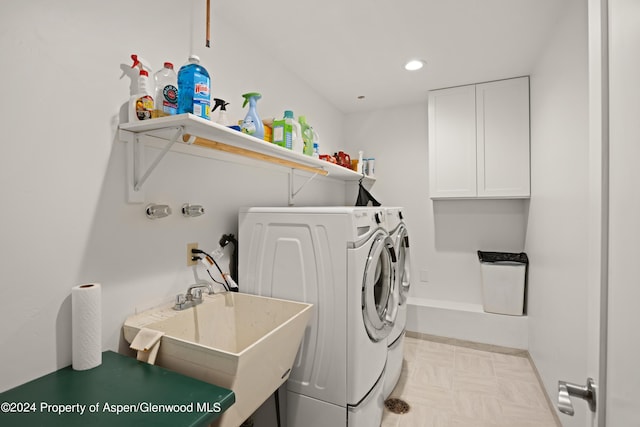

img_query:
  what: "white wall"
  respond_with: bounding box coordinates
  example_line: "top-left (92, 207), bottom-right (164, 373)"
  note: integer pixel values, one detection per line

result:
top-left (525, 0), bottom-right (590, 425)
top-left (344, 100), bottom-right (528, 308)
top-left (0, 0), bottom-right (348, 392)
top-left (607, 0), bottom-right (640, 423)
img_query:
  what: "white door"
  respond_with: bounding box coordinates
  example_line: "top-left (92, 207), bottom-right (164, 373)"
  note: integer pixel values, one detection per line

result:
top-left (604, 0), bottom-right (640, 425)
top-left (577, 0), bottom-right (607, 424)
top-left (560, 1), bottom-right (640, 425)
top-left (555, 0), bottom-right (606, 424)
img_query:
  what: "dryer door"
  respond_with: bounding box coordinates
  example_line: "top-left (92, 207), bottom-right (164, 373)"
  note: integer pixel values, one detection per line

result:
top-left (395, 225), bottom-right (411, 305)
top-left (362, 231), bottom-right (397, 342)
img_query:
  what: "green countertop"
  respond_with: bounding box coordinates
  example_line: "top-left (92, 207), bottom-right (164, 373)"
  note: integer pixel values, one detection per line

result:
top-left (0, 351), bottom-right (235, 427)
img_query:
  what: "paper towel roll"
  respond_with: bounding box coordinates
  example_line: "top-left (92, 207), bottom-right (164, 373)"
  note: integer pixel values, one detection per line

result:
top-left (71, 283), bottom-right (102, 370)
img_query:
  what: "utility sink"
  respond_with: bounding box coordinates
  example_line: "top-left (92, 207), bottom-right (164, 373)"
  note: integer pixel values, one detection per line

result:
top-left (123, 292), bottom-right (312, 427)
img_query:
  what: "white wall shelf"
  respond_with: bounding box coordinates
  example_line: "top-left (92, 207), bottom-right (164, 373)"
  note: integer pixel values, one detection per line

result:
top-left (118, 114), bottom-right (372, 203)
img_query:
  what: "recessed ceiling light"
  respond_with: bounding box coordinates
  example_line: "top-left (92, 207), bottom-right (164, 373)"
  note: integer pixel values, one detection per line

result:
top-left (404, 59), bottom-right (425, 71)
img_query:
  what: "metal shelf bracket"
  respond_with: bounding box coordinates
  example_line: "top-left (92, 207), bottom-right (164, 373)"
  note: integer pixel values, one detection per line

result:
top-left (289, 169), bottom-right (320, 206)
top-left (125, 126), bottom-right (184, 203)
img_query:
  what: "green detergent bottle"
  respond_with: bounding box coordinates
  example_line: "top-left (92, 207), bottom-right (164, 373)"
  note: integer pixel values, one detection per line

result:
top-left (240, 92), bottom-right (264, 140)
top-left (299, 115), bottom-right (314, 156)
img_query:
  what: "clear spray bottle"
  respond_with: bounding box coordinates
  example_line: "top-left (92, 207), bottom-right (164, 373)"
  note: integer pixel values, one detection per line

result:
top-left (212, 98), bottom-right (231, 126)
top-left (129, 54), bottom-right (154, 122)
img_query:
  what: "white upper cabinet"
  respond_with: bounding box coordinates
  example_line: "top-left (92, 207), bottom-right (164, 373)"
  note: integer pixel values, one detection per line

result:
top-left (428, 77), bottom-right (530, 199)
top-left (476, 77), bottom-right (530, 197)
top-left (428, 84), bottom-right (478, 198)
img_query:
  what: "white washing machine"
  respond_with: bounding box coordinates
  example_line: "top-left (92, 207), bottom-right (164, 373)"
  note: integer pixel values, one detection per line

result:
top-left (239, 207), bottom-right (398, 427)
top-left (382, 207), bottom-right (411, 399)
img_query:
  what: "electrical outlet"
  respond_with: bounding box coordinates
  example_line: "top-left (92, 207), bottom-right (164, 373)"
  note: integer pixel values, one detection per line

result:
top-left (187, 242), bottom-right (198, 266)
top-left (420, 269), bottom-right (429, 282)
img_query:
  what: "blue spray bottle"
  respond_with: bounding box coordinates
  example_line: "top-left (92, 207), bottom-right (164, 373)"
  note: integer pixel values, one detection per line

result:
top-left (240, 92), bottom-right (264, 140)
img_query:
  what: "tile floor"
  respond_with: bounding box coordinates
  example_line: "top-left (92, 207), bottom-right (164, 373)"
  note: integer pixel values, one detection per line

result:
top-left (381, 335), bottom-right (561, 427)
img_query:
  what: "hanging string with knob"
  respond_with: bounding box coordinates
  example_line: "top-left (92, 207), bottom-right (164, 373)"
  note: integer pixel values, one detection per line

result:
top-left (206, 0), bottom-right (211, 47)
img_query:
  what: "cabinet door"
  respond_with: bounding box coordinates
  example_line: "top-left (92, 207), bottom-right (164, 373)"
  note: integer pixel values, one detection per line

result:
top-left (428, 85), bottom-right (477, 198)
top-left (476, 77), bottom-right (530, 197)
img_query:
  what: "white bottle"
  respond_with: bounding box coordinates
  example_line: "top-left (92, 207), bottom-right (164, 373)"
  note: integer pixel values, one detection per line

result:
top-left (129, 69), bottom-right (154, 122)
top-left (153, 62), bottom-right (178, 117)
top-left (311, 127), bottom-right (320, 156)
top-left (291, 118), bottom-right (304, 154)
top-left (367, 157), bottom-right (376, 177)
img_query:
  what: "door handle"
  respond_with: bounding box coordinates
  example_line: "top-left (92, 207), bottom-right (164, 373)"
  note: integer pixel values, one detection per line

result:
top-left (558, 377), bottom-right (596, 416)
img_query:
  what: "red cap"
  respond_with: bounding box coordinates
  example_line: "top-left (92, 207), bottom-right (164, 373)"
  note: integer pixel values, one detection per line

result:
top-left (164, 62), bottom-right (174, 69)
top-left (140, 70), bottom-right (149, 77)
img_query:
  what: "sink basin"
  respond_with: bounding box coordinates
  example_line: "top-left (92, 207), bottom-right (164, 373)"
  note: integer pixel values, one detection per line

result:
top-left (123, 292), bottom-right (312, 427)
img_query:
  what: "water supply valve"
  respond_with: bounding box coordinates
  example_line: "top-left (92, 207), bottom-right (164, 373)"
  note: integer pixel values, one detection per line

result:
top-left (145, 204), bottom-right (172, 219)
top-left (181, 203), bottom-right (205, 217)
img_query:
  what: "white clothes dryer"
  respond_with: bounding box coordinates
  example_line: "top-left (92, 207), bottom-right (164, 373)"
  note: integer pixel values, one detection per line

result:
top-left (239, 207), bottom-right (397, 427)
top-left (383, 207), bottom-right (411, 399)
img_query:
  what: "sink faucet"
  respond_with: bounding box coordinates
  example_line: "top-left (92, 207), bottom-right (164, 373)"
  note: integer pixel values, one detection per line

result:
top-left (174, 280), bottom-right (215, 311)
top-left (187, 280), bottom-right (214, 297)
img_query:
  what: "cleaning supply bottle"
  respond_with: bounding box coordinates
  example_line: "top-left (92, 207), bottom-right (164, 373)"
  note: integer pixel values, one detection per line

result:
top-left (128, 54), bottom-right (154, 122)
top-left (298, 116), bottom-right (314, 156)
top-left (311, 127), bottom-right (321, 156)
top-left (177, 55), bottom-right (211, 120)
top-left (357, 150), bottom-right (364, 173)
top-left (272, 110), bottom-right (291, 148)
top-left (153, 62), bottom-right (178, 117)
top-left (272, 110), bottom-right (302, 151)
top-left (240, 92), bottom-right (264, 140)
top-left (212, 98), bottom-right (231, 126)
top-left (291, 115), bottom-right (303, 154)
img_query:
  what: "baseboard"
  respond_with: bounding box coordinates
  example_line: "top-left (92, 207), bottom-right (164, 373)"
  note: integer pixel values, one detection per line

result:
top-left (405, 331), bottom-right (528, 357)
